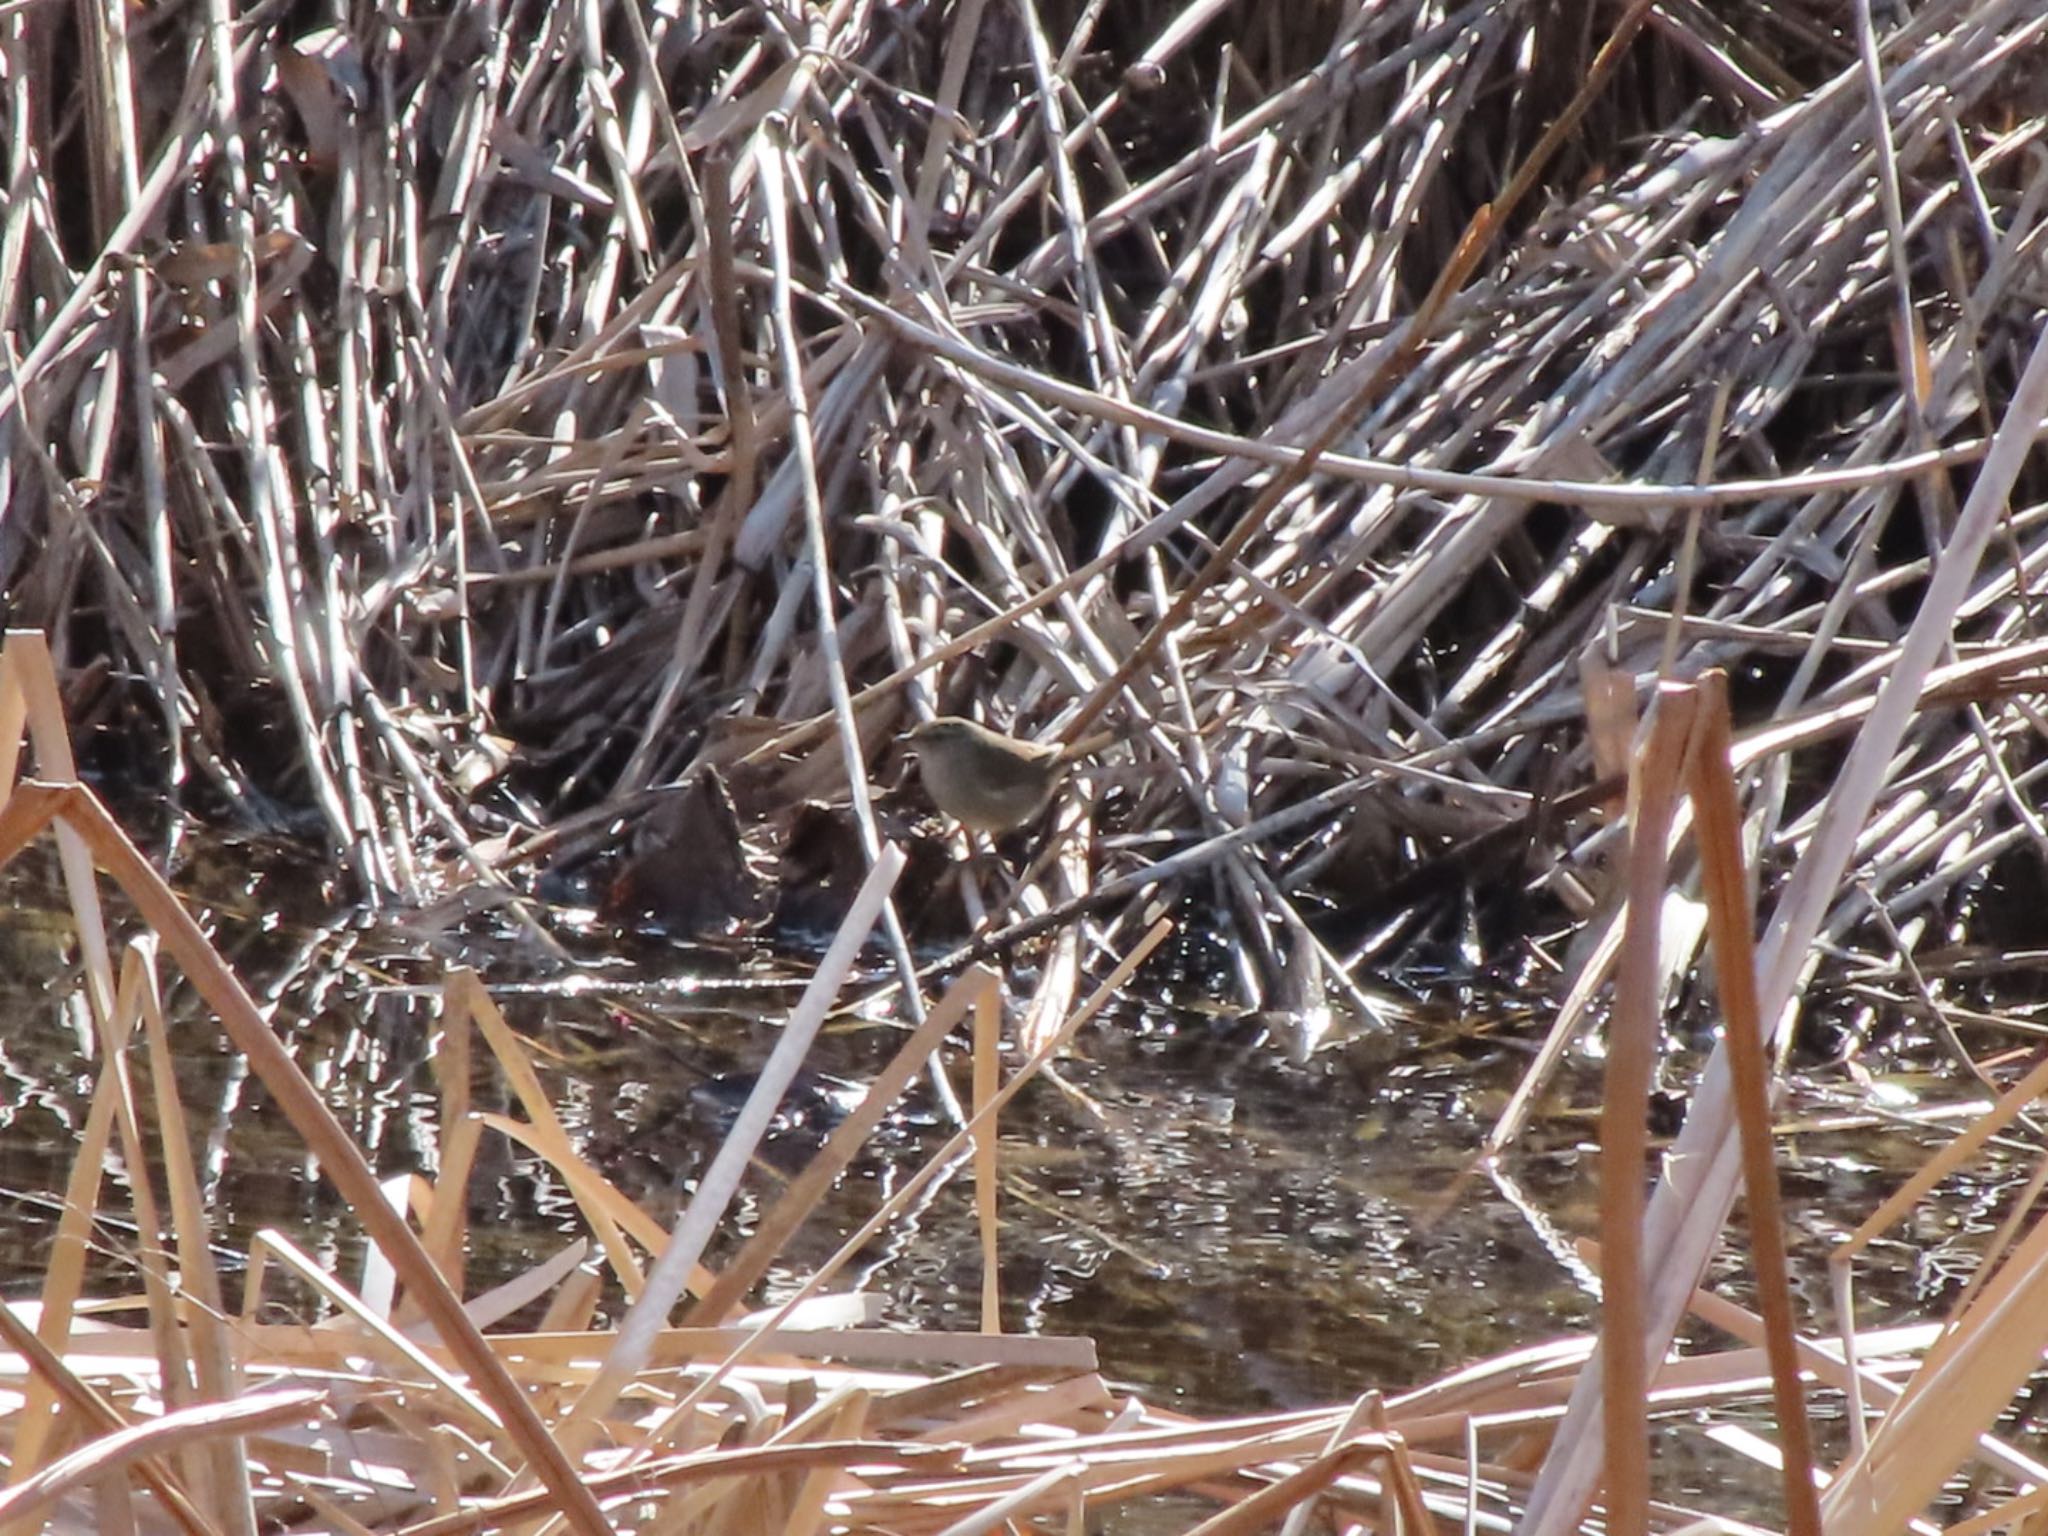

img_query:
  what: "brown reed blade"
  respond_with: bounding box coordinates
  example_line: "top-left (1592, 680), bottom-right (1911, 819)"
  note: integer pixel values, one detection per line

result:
top-left (1602, 680), bottom-right (1701, 1536)
top-left (1686, 671), bottom-right (1820, 1536)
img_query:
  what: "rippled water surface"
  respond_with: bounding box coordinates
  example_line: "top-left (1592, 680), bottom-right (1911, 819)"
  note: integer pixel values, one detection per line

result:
top-left (0, 822), bottom-right (1983, 1449)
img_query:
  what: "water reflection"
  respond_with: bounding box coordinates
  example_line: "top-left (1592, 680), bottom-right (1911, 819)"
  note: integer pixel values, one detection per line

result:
top-left (0, 832), bottom-right (1964, 1424)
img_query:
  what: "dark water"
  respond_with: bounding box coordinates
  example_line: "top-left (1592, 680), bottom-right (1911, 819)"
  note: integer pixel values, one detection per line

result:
top-left (0, 823), bottom-right (1991, 1512)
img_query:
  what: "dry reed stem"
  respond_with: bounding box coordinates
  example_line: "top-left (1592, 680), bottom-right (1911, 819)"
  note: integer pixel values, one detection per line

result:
top-left (970, 974), bottom-right (1001, 1335)
top-left (554, 844), bottom-right (908, 1454)
top-left (1686, 674), bottom-right (1820, 1536)
top-left (685, 968), bottom-right (993, 1326)
top-left (1602, 680), bottom-right (1699, 1536)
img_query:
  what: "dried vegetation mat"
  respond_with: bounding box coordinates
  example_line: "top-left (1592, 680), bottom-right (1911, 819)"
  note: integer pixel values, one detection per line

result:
top-left (6, 0), bottom-right (2048, 1019)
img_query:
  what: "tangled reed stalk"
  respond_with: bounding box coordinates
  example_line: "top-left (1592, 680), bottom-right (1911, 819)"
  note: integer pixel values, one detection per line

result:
top-left (6, 1), bottom-right (2048, 1015)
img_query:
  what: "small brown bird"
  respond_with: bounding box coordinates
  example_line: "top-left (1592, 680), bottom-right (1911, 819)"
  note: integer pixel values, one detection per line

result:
top-left (909, 716), bottom-right (1073, 834)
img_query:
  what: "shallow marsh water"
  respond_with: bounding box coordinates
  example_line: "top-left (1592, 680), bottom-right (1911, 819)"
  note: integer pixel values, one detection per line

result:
top-left (0, 825), bottom-right (2001, 1512)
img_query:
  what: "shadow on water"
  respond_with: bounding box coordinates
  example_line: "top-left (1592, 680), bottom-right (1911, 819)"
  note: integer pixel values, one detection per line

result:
top-left (0, 827), bottom-right (1981, 1428)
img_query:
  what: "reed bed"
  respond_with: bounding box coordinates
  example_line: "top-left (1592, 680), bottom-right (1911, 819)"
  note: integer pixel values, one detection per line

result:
top-left (5, 0), bottom-right (2045, 1024)
top-left (9, 0), bottom-right (2048, 1531)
